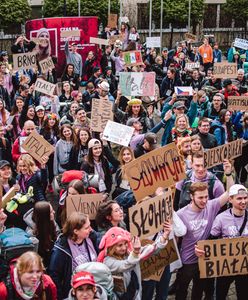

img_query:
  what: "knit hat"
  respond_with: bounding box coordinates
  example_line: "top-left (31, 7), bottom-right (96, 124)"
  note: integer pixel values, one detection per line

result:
top-left (71, 271), bottom-right (96, 289)
top-left (88, 138), bottom-right (101, 149)
top-left (127, 98), bottom-right (142, 106)
top-left (97, 227), bottom-right (132, 262)
top-left (240, 54), bottom-right (246, 59)
top-left (37, 27), bottom-right (50, 38)
top-left (98, 81), bottom-right (110, 92)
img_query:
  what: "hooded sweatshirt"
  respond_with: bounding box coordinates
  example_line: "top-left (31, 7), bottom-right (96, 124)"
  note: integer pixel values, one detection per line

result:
top-left (53, 139), bottom-right (73, 175)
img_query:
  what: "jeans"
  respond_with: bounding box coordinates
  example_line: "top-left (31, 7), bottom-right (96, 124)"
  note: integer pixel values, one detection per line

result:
top-left (175, 263), bottom-right (214, 300)
top-left (216, 275), bottom-right (248, 300)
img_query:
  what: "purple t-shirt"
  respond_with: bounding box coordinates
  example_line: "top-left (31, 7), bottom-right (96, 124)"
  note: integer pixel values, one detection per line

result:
top-left (211, 209), bottom-right (248, 238)
top-left (176, 171), bottom-right (225, 199)
top-left (177, 198), bottom-right (221, 264)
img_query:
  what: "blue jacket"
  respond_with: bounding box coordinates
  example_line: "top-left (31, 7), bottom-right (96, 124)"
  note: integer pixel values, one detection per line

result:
top-left (211, 120), bottom-right (226, 145)
top-left (160, 100), bottom-right (197, 146)
top-left (213, 49), bottom-right (222, 63)
top-left (233, 112), bottom-right (248, 140)
top-left (160, 75), bottom-right (182, 98)
top-left (49, 232), bottom-right (99, 300)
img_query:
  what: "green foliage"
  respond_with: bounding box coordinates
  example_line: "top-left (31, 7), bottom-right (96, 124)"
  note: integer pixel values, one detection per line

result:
top-left (0, 0), bottom-right (31, 29)
top-left (43, 0), bottom-right (119, 26)
top-left (224, 0), bottom-right (248, 26)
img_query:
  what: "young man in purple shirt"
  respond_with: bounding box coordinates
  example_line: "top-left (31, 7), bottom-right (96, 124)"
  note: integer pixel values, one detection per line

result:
top-left (196, 184), bottom-right (248, 300)
top-left (175, 160), bottom-right (233, 300)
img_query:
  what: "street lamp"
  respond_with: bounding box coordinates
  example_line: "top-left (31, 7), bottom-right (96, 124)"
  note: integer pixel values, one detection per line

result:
top-left (188, 0), bottom-right (191, 31)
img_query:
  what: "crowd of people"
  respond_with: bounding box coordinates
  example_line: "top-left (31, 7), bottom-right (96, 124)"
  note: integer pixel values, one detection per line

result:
top-left (0, 18), bottom-right (248, 300)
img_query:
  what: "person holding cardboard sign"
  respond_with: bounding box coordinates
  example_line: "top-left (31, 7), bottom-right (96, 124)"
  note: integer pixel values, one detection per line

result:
top-left (195, 184), bottom-right (248, 300)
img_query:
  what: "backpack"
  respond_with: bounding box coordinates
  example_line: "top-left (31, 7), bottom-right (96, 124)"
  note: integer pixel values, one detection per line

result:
top-left (178, 172), bottom-right (216, 209)
top-left (75, 262), bottom-right (115, 300)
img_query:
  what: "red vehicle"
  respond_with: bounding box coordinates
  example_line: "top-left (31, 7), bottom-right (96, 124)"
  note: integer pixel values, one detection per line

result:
top-left (25, 16), bottom-right (100, 76)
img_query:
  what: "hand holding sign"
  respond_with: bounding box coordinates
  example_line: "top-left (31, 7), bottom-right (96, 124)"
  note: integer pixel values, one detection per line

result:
top-left (195, 244), bottom-right (206, 258)
top-left (132, 236), bottom-right (141, 254)
top-left (162, 221), bottom-right (172, 241)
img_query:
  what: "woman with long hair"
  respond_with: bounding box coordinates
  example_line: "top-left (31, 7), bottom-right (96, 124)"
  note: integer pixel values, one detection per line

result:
top-left (10, 96), bottom-right (24, 139)
top-left (190, 135), bottom-right (203, 153)
top-left (59, 81), bottom-right (73, 104)
top-left (61, 63), bottom-right (79, 90)
top-left (211, 109), bottom-right (234, 145)
top-left (170, 114), bottom-right (192, 143)
top-left (81, 139), bottom-right (118, 194)
top-left (49, 212), bottom-right (99, 300)
top-left (0, 251), bottom-right (57, 299)
top-left (36, 27), bottom-right (51, 62)
top-left (95, 200), bottom-right (126, 236)
top-left (40, 113), bottom-right (60, 191)
top-left (68, 127), bottom-right (91, 170)
top-left (19, 104), bottom-right (36, 129)
top-left (34, 105), bottom-right (45, 133)
top-left (60, 101), bottom-right (79, 125)
top-left (24, 201), bottom-right (60, 267)
top-left (53, 124), bottom-right (77, 175)
top-left (112, 146), bottom-right (134, 199)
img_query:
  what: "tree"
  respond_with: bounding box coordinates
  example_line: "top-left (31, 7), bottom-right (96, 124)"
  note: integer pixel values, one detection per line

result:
top-left (152, 0), bottom-right (204, 47)
top-left (43, 0), bottom-right (119, 26)
top-left (0, 0), bottom-right (31, 30)
top-left (224, 0), bottom-right (248, 35)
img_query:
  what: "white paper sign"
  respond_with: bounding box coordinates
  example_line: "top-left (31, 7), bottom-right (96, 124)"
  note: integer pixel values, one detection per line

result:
top-left (234, 38), bottom-right (248, 50)
top-left (103, 121), bottom-right (135, 146)
top-left (6, 116), bottom-right (15, 126)
top-left (90, 37), bottom-right (109, 46)
top-left (146, 37), bottom-right (161, 48)
top-left (185, 62), bottom-right (200, 69)
top-left (19, 136), bottom-right (28, 154)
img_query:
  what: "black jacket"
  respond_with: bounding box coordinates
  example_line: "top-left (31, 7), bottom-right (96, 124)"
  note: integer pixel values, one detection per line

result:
top-left (68, 144), bottom-right (88, 170)
top-left (198, 132), bottom-right (218, 149)
top-left (11, 41), bottom-right (36, 54)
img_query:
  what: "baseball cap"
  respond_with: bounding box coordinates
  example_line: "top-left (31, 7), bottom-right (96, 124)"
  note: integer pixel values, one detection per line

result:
top-left (172, 101), bottom-right (186, 109)
top-left (35, 105), bottom-right (45, 112)
top-left (98, 81), bottom-right (110, 92)
top-left (144, 132), bottom-right (157, 149)
top-left (72, 271), bottom-right (96, 289)
top-left (88, 138), bottom-right (101, 149)
top-left (162, 47), bottom-right (168, 52)
top-left (0, 160), bottom-right (11, 169)
top-left (229, 184), bottom-right (247, 197)
top-left (126, 117), bottom-right (141, 127)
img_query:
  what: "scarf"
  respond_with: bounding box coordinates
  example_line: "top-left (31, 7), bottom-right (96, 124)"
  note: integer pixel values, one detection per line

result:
top-left (13, 267), bottom-right (40, 300)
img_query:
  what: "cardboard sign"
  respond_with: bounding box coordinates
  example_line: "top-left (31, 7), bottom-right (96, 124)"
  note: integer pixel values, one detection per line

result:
top-left (90, 37), bottom-right (109, 46)
top-left (13, 52), bottom-right (37, 70)
top-left (213, 62), bottom-right (237, 79)
top-left (198, 237), bottom-right (248, 278)
top-left (109, 35), bottom-right (123, 45)
top-left (234, 38), bottom-right (248, 50)
top-left (2, 187), bottom-right (16, 208)
top-left (204, 139), bottom-right (243, 169)
top-left (119, 72), bottom-right (155, 96)
top-left (60, 30), bottom-right (81, 38)
top-left (124, 142), bottom-right (185, 201)
top-left (175, 86), bottom-right (193, 96)
top-left (108, 14), bottom-right (118, 28)
top-left (148, 268), bottom-right (165, 281)
top-left (185, 62), bottom-right (200, 69)
top-left (146, 36), bottom-right (161, 48)
top-left (21, 131), bottom-right (54, 164)
top-left (90, 98), bottom-right (113, 132)
top-left (140, 239), bottom-right (178, 279)
top-left (39, 56), bottom-right (55, 73)
top-left (34, 78), bottom-right (56, 96)
top-left (124, 51), bottom-right (143, 67)
top-left (228, 96), bottom-right (248, 110)
top-left (103, 120), bottom-right (134, 146)
top-left (185, 32), bottom-right (197, 41)
top-left (66, 194), bottom-right (104, 220)
top-left (129, 190), bottom-right (173, 239)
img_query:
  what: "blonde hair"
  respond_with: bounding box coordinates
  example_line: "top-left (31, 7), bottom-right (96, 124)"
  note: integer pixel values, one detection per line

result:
top-left (177, 136), bottom-right (191, 157)
top-left (17, 154), bottom-right (38, 175)
top-left (16, 251), bottom-right (44, 276)
top-left (175, 114), bottom-right (189, 129)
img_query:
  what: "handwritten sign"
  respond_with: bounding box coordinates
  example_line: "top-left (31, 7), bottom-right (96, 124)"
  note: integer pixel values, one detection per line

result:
top-left (90, 98), bottom-right (113, 132)
top-left (124, 51), bottom-right (143, 67)
top-left (140, 239), bottom-right (178, 279)
top-left (185, 32), bottom-right (197, 41)
top-left (39, 56), bottom-right (55, 73)
top-left (228, 96), bottom-right (248, 111)
top-left (204, 139), bottom-right (243, 169)
top-left (34, 78), bottom-right (56, 96)
top-left (66, 194), bottom-right (103, 220)
top-left (119, 72), bottom-right (155, 96)
top-left (213, 62), bottom-right (237, 79)
top-left (234, 38), bottom-right (248, 50)
top-left (108, 14), bottom-right (118, 28)
top-left (109, 35), bottom-right (124, 45)
top-left (13, 52), bottom-right (37, 70)
top-left (146, 37), bottom-right (161, 48)
top-left (21, 131), bottom-right (54, 164)
top-left (103, 121), bottom-right (134, 147)
top-left (198, 237), bottom-right (248, 278)
top-left (185, 62), bottom-right (200, 69)
top-left (90, 37), bottom-right (109, 46)
top-left (60, 30), bottom-right (81, 38)
top-left (125, 143), bottom-right (185, 201)
top-left (129, 190), bottom-right (173, 239)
